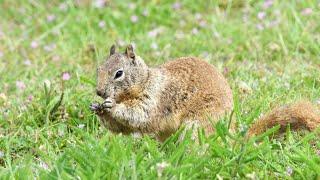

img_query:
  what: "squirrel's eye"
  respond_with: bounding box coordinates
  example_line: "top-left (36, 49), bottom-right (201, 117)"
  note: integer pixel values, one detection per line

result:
top-left (114, 70), bottom-right (123, 79)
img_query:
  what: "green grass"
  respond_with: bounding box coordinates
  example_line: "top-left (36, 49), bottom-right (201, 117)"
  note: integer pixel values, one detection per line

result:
top-left (0, 0), bottom-right (320, 179)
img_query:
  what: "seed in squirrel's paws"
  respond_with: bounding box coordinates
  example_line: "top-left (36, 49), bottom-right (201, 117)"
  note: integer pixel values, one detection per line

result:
top-left (89, 103), bottom-right (100, 111)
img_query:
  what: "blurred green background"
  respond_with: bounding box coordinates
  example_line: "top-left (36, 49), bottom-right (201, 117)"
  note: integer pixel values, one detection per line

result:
top-left (0, 0), bottom-right (319, 179)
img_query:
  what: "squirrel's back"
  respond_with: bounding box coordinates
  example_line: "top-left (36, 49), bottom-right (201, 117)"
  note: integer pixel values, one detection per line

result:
top-left (153, 57), bottom-right (233, 137)
top-left (161, 57), bottom-right (233, 114)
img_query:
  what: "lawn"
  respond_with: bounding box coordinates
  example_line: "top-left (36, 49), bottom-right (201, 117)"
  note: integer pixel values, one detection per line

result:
top-left (0, 0), bottom-right (320, 179)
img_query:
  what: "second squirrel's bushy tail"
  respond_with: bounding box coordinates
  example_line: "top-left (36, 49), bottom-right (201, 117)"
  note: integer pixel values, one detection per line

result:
top-left (247, 101), bottom-right (320, 137)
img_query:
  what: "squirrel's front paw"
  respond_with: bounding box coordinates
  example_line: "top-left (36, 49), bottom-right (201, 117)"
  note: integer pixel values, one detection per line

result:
top-left (102, 98), bottom-right (113, 109)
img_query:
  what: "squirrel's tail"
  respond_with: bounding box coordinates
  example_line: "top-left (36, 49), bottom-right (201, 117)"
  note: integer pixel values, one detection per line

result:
top-left (247, 101), bottom-right (320, 137)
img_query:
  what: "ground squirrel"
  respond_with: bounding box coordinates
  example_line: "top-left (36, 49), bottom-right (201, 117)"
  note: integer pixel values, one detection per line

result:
top-left (90, 44), bottom-right (320, 141)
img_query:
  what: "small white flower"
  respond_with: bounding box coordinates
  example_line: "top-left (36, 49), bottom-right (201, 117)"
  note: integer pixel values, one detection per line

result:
top-left (179, 20), bottom-right (186, 27)
top-left (142, 9), bottom-right (149, 16)
top-left (246, 172), bottom-right (257, 179)
top-left (59, 3), bottom-right (68, 11)
top-left (128, 3), bottom-right (136, 10)
top-left (24, 59), bottom-right (32, 66)
top-left (156, 162), bottom-right (169, 177)
top-left (98, 21), bottom-right (106, 28)
top-left (286, 166), bottom-right (293, 176)
top-left (52, 55), bottom-right (60, 62)
top-left (175, 31), bottom-right (185, 39)
top-left (44, 79), bottom-right (51, 89)
top-left (239, 124), bottom-right (248, 133)
top-left (195, 13), bottom-right (202, 20)
top-left (0, 150), bottom-right (4, 158)
top-left (151, 42), bottom-right (158, 50)
top-left (78, 124), bottom-right (85, 129)
top-left (199, 20), bottom-right (207, 27)
top-left (256, 23), bottom-right (264, 31)
top-left (47, 14), bottom-right (56, 22)
top-left (39, 160), bottom-right (49, 170)
top-left (43, 43), bottom-right (56, 52)
top-left (117, 39), bottom-right (126, 47)
top-left (191, 28), bottom-right (199, 35)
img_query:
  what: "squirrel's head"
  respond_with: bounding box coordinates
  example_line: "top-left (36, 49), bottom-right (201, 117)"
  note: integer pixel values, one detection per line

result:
top-left (96, 44), bottom-right (149, 103)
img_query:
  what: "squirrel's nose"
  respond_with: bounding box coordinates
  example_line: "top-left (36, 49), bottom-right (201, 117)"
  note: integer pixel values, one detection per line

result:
top-left (96, 89), bottom-right (106, 98)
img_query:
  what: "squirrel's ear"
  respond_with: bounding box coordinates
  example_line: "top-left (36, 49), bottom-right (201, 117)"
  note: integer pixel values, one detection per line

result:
top-left (125, 44), bottom-right (135, 60)
top-left (110, 44), bottom-right (116, 56)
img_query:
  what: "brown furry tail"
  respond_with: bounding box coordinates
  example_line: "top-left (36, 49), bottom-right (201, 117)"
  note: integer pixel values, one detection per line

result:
top-left (247, 101), bottom-right (320, 137)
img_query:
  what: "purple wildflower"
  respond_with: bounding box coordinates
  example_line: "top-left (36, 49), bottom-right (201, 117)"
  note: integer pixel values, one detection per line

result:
top-left (59, 3), bottom-right (68, 11)
top-left (128, 3), bottom-right (136, 10)
top-left (263, 0), bottom-right (273, 9)
top-left (172, 2), bottom-right (181, 10)
top-left (30, 41), bottom-right (38, 49)
top-left (223, 67), bottom-right (229, 75)
top-left (93, 0), bottom-right (107, 8)
top-left (301, 8), bottom-right (313, 16)
top-left (16, 81), bottom-right (26, 90)
top-left (130, 15), bottom-right (138, 23)
top-left (256, 23), bottom-right (264, 31)
top-left (47, 14), bottom-right (56, 22)
top-left (62, 72), bottom-right (71, 81)
top-left (257, 11), bottom-right (266, 20)
top-left (27, 95), bottom-right (34, 102)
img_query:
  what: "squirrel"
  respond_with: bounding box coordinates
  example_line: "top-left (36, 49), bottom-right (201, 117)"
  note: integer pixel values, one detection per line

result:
top-left (90, 44), bottom-right (320, 141)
